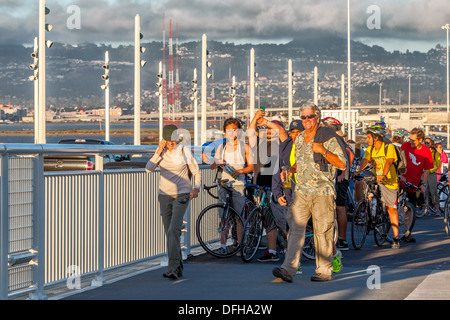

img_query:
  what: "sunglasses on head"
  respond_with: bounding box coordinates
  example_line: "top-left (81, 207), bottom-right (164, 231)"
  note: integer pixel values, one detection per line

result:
top-left (300, 114), bottom-right (316, 120)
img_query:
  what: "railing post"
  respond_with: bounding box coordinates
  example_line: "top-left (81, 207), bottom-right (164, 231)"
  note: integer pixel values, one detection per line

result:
top-left (29, 154), bottom-right (47, 300)
top-left (92, 155), bottom-right (105, 287)
top-left (0, 154), bottom-right (9, 300)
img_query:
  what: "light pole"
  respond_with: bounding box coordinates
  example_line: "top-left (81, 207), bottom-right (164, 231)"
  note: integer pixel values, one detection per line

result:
top-left (38, 0), bottom-right (52, 144)
top-left (134, 14), bottom-right (146, 145)
top-left (314, 66), bottom-right (318, 106)
top-left (347, 0), bottom-right (352, 139)
top-left (29, 37), bottom-right (39, 144)
top-left (341, 74), bottom-right (345, 133)
top-left (230, 76), bottom-right (237, 118)
top-left (101, 51), bottom-right (110, 141)
top-left (379, 83), bottom-right (383, 119)
top-left (191, 68), bottom-right (198, 146)
top-left (250, 48), bottom-right (256, 120)
top-left (442, 24), bottom-right (450, 148)
top-left (408, 74), bottom-right (412, 116)
top-left (201, 34), bottom-right (211, 145)
top-left (156, 61), bottom-right (163, 141)
top-left (288, 59), bottom-right (294, 124)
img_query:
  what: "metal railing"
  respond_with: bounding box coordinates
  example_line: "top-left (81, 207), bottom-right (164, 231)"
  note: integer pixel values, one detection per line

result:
top-left (0, 143), bottom-right (216, 299)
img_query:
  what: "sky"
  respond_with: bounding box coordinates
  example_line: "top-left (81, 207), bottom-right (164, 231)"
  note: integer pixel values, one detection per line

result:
top-left (1, 0), bottom-right (449, 52)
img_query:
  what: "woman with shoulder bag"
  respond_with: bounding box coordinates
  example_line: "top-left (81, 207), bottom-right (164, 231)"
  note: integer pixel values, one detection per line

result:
top-left (145, 124), bottom-right (201, 279)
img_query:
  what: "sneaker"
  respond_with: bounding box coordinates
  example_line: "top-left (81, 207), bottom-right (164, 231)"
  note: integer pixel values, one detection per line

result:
top-left (332, 250), bottom-right (343, 273)
top-left (401, 234), bottom-right (416, 243)
top-left (296, 263), bottom-right (302, 275)
top-left (311, 274), bottom-right (332, 282)
top-left (257, 251), bottom-right (279, 262)
top-left (392, 237), bottom-right (400, 249)
top-left (336, 237), bottom-right (349, 251)
top-left (163, 270), bottom-right (178, 280)
top-left (272, 267), bottom-right (293, 283)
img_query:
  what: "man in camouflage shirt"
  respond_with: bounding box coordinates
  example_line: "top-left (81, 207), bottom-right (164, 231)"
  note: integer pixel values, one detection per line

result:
top-left (272, 104), bottom-right (346, 283)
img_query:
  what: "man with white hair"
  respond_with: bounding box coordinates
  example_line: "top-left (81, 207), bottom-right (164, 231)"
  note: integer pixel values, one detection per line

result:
top-left (272, 104), bottom-right (346, 282)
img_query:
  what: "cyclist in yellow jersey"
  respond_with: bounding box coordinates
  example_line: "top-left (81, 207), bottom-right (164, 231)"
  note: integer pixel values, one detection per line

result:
top-left (357, 124), bottom-right (400, 248)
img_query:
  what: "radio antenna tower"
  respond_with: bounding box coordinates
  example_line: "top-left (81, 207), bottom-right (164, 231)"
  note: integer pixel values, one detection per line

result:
top-left (175, 23), bottom-right (181, 120)
top-left (168, 19), bottom-right (175, 122)
top-left (162, 14), bottom-right (168, 116)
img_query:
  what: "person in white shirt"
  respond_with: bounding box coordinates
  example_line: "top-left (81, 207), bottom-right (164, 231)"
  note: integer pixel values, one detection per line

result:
top-left (145, 124), bottom-right (201, 280)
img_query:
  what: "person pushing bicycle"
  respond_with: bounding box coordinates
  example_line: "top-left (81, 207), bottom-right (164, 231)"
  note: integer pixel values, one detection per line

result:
top-left (356, 123), bottom-right (401, 249)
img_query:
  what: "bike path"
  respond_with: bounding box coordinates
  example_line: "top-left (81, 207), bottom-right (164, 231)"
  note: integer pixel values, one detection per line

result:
top-left (60, 215), bottom-right (450, 301)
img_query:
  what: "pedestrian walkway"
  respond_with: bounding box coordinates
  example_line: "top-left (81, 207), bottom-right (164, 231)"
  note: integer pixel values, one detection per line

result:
top-left (15, 215), bottom-right (450, 301)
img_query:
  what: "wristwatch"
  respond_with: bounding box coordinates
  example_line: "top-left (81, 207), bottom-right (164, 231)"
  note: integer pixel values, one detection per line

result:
top-left (322, 149), bottom-right (328, 157)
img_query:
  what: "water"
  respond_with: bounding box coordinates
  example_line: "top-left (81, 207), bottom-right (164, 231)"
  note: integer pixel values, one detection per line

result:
top-left (0, 122), bottom-right (191, 145)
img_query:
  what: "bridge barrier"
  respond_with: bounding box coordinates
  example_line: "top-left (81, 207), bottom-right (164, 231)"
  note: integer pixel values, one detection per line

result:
top-left (0, 143), bottom-right (216, 300)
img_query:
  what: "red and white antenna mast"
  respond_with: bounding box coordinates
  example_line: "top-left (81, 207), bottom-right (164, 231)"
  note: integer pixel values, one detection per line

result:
top-left (168, 20), bottom-right (175, 121)
top-left (162, 14), bottom-right (168, 115)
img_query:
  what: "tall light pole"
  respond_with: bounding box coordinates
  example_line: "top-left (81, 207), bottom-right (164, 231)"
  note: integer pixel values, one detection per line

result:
top-left (347, 0), bottom-right (352, 139)
top-left (250, 48), bottom-right (256, 120)
top-left (442, 24), bottom-right (450, 113)
top-left (134, 14), bottom-right (146, 145)
top-left (201, 34), bottom-right (211, 145)
top-left (341, 74), bottom-right (345, 133)
top-left (230, 76), bottom-right (237, 118)
top-left (442, 24), bottom-right (449, 148)
top-left (288, 59), bottom-right (294, 124)
top-left (101, 51), bottom-right (110, 141)
top-left (156, 61), bottom-right (163, 141)
top-left (379, 83), bottom-right (383, 118)
top-left (191, 68), bottom-right (199, 146)
top-left (30, 37), bottom-right (39, 144)
top-left (314, 66), bottom-right (318, 106)
top-left (38, 0), bottom-right (52, 144)
top-left (408, 74), bottom-right (412, 115)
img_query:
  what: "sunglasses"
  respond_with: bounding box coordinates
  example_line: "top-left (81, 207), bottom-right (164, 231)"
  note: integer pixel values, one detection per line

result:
top-left (300, 114), bottom-right (316, 120)
top-left (256, 126), bottom-right (268, 131)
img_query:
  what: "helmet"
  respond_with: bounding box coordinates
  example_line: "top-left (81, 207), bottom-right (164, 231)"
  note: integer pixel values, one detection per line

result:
top-left (392, 129), bottom-right (405, 138)
top-left (374, 120), bottom-right (386, 127)
top-left (366, 125), bottom-right (386, 137)
top-left (271, 120), bottom-right (285, 129)
top-left (322, 117), bottom-right (343, 131)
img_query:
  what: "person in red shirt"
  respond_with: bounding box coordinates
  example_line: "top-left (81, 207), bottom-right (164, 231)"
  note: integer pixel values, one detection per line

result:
top-left (399, 128), bottom-right (433, 242)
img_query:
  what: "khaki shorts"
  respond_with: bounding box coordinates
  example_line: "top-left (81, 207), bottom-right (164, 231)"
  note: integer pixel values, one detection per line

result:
top-left (379, 183), bottom-right (398, 209)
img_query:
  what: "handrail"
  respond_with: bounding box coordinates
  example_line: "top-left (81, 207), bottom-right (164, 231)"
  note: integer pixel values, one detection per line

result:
top-left (0, 143), bottom-right (204, 156)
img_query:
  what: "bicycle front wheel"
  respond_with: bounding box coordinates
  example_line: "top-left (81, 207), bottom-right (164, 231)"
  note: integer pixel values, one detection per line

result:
top-left (196, 203), bottom-right (244, 258)
top-left (351, 199), bottom-right (368, 250)
top-left (444, 197), bottom-right (450, 236)
top-left (374, 208), bottom-right (391, 246)
top-left (388, 200), bottom-right (416, 242)
top-left (240, 207), bottom-right (263, 263)
top-left (302, 218), bottom-right (315, 260)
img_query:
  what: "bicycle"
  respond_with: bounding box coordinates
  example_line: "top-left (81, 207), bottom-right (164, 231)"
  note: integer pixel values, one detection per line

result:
top-left (301, 216), bottom-right (339, 260)
top-left (443, 190), bottom-right (450, 236)
top-left (437, 173), bottom-right (448, 213)
top-left (351, 173), bottom-right (392, 249)
top-left (240, 184), bottom-right (288, 263)
top-left (196, 179), bottom-right (247, 258)
top-left (391, 180), bottom-right (418, 241)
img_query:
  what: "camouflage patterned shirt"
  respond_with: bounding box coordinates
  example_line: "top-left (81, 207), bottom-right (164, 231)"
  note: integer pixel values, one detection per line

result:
top-left (294, 133), bottom-right (347, 196)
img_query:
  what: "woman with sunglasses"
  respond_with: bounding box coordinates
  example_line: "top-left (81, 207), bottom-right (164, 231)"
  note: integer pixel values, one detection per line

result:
top-left (145, 124), bottom-right (201, 280)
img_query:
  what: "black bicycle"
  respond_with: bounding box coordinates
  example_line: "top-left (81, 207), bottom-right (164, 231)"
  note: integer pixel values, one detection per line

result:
top-left (196, 179), bottom-right (246, 258)
top-left (392, 180), bottom-right (419, 241)
top-left (351, 173), bottom-right (392, 249)
top-left (240, 184), bottom-right (288, 263)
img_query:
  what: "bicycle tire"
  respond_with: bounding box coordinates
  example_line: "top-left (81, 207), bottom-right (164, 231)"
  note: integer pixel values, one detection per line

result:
top-left (438, 184), bottom-right (449, 213)
top-left (196, 203), bottom-right (244, 258)
top-left (444, 197), bottom-right (450, 236)
top-left (387, 201), bottom-right (416, 242)
top-left (302, 218), bottom-right (315, 260)
top-left (351, 199), bottom-right (368, 250)
top-left (374, 208), bottom-right (390, 246)
top-left (241, 207), bottom-right (263, 263)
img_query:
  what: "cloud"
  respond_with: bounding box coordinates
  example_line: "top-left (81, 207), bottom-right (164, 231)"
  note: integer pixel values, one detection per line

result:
top-left (0, 0), bottom-right (449, 47)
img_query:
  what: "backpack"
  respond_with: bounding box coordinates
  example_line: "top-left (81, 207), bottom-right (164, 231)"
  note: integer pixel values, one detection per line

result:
top-left (368, 137), bottom-right (407, 176)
